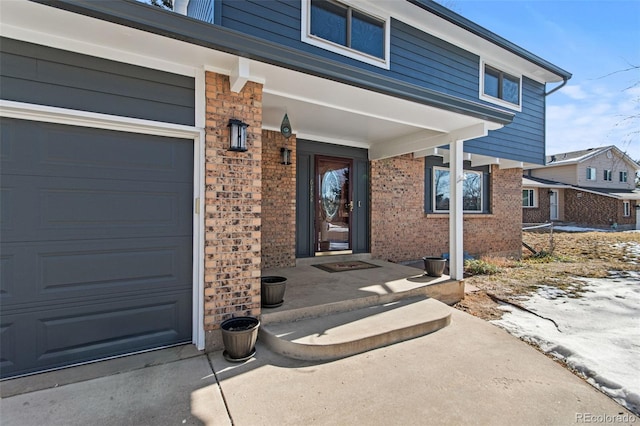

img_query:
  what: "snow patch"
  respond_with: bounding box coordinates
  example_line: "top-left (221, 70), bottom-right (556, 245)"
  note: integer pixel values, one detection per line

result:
top-left (553, 226), bottom-right (612, 232)
top-left (613, 241), bottom-right (640, 264)
top-left (492, 272), bottom-right (640, 415)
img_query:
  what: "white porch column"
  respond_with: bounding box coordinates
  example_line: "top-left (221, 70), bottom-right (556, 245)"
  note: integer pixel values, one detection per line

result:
top-left (449, 139), bottom-right (464, 280)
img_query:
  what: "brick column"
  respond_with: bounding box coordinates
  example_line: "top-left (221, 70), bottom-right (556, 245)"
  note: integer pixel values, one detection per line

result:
top-left (262, 130), bottom-right (297, 268)
top-left (203, 72), bottom-right (262, 351)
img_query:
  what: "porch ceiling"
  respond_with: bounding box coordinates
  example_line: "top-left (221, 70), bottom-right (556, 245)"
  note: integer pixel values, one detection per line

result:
top-left (255, 59), bottom-right (504, 160)
top-left (2, 0), bottom-right (516, 165)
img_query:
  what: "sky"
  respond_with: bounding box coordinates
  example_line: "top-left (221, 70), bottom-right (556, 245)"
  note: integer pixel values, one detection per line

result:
top-left (441, 0), bottom-right (640, 162)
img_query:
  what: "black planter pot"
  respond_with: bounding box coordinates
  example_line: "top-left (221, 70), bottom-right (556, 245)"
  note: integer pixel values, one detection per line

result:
top-left (423, 257), bottom-right (446, 277)
top-left (261, 276), bottom-right (287, 308)
top-left (220, 316), bottom-right (260, 362)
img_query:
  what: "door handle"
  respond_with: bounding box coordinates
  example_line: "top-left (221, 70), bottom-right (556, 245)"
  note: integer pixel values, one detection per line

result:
top-left (346, 201), bottom-right (354, 212)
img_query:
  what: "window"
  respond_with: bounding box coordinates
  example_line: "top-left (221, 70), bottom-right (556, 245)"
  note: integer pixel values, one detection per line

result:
top-left (480, 63), bottom-right (521, 110)
top-left (522, 189), bottom-right (536, 208)
top-left (586, 167), bottom-right (596, 181)
top-left (303, 0), bottom-right (389, 68)
top-left (623, 201), bottom-right (631, 217)
top-left (604, 169), bottom-right (612, 181)
top-left (434, 167), bottom-right (483, 212)
top-left (620, 171), bottom-right (628, 182)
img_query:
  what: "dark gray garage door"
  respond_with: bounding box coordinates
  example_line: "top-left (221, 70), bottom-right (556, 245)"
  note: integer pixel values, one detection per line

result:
top-left (0, 118), bottom-right (194, 378)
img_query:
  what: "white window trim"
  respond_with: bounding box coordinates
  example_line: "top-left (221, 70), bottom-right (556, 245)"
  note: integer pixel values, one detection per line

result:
top-left (522, 188), bottom-right (537, 208)
top-left (479, 59), bottom-right (522, 112)
top-left (433, 167), bottom-right (483, 213)
top-left (586, 167), bottom-right (597, 181)
top-left (623, 201), bottom-right (631, 217)
top-left (0, 99), bottom-right (207, 351)
top-left (301, 0), bottom-right (391, 69)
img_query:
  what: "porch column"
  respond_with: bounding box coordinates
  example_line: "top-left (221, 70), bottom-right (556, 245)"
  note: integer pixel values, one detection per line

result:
top-left (449, 139), bottom-right (464, 280)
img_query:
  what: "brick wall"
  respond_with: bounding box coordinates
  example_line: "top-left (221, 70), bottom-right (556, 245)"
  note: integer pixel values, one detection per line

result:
top-left (523, 188), bottom-right (551, 224)
top-left (262, 130), bottom-right (297, 268)
top-left (203, 72), bottom-right (262, 351)
top-left (564, 188), bottom-right (636, 229)
top-left (371, 155), bottom-right (522, 261)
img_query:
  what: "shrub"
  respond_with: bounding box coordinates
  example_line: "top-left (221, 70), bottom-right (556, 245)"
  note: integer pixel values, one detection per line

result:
top-left (464, 258), bottom-right (502, 275)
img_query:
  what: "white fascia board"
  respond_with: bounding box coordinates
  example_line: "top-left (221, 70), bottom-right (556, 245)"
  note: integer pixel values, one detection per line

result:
top-left (0, 100), bottom-right (202, 138)
top-left (370, 123), bottom-right (488, 160)
top-left (0, 23), bottom-right (198, 78)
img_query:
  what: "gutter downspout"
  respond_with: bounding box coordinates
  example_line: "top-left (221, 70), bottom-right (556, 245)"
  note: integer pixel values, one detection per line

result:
top-left (545, 76), bottom-right (569, 96)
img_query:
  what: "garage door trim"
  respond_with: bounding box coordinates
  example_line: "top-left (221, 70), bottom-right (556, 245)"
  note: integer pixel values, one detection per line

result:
top-left (0, 99), bottom-right (206, 352)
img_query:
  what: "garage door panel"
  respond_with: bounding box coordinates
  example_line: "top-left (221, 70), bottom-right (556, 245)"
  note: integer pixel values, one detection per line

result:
top-left (0, 321), bottom-right (18, 372)
top-left (1, 175), bottom-right (193, 242)
top-left (1, 118), bottom-right (194, 183)
top-left (36, 296), bottom-right (190, 358)
top-left (2, 292), bottom-right (191, 377)
top-left (2, 237), bottom-right (192, 307)
top-left (0, 117), bottom-right (194, 378)
top-left (1, 249), bottom-right (22, 300)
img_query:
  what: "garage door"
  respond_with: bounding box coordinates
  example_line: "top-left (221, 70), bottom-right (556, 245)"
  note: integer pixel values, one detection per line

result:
top-left (0, 118), bottom-right (194, 378)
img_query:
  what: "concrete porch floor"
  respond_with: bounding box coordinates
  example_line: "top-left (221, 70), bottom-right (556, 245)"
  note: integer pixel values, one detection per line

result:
top-left (260, 254), bottom-right (462, 322)
top-left (258, 255), bottom-right (462, 361)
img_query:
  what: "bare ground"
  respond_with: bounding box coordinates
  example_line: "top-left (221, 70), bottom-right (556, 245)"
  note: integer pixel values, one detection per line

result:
top-left (454, 230), bottom-right (640, 320)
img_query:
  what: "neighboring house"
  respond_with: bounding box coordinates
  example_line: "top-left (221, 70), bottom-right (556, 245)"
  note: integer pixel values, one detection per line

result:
top-left (0, 0), bottom-right (570, 378)
top-left (523, 146), bottom-right (640, 229)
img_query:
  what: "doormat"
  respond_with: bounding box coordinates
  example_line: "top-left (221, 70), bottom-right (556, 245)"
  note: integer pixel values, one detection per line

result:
top-left (312, 261), bottom-right (380, 273)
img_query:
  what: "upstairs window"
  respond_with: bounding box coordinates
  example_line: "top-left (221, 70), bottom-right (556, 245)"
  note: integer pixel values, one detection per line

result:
top-left (522, 189), bottom-right (536, 208)
top-left (604, 169), bottom-right (612, 181)
top-left (620, 171), bottom-right (628, 182)
top-left (480, 62), bottom-right (521, 111)
top-left (303, 0), bottom-right (389, 68)
top-left (586, 167), bottom-right (597, 181)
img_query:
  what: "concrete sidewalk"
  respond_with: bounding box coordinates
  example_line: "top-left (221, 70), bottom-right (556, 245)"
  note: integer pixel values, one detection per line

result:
top-left (1, 310), bottom-right (632, 425)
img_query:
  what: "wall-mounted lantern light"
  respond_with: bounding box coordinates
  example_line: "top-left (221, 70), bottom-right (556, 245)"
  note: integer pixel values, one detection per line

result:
top-left (281, 147), bottom-right (292, 165)
top-left (228, 119), bottom-right (248, 152)
top-left (548, 190), bottom-right (554, 195)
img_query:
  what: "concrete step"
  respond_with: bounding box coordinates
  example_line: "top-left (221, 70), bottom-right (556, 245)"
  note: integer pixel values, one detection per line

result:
top-left (259, 296), bottom-right (451, 361)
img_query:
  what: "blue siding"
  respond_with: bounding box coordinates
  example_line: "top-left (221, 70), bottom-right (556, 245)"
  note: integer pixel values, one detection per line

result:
top-left (390, 20), bottom-right (479, 101)
top-left (467, 77), bottom-right (546, 164)
top-left (220, 1), bottom-right (480, 97)
top-left (187, 0), bottom-right (215, 23)
top-left (218, 0), bottom-right (546, 164)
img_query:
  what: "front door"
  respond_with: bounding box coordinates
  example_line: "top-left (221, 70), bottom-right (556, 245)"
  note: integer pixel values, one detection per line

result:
top-left (315, 156), bottom-right (353, 254)
top-left (549, 190), bottom-right (559, 221)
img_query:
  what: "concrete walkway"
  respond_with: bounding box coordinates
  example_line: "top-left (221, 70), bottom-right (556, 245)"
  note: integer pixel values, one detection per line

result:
top-left (1, 310), bottom-right (632, 426)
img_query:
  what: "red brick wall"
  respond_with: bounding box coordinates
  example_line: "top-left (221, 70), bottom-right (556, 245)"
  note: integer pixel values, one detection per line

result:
top-left (371, 156), bottom-right (522, 261)
top-left (262, 130), bottom-right (296, 268)
top-left (204, 72), bottom-right (262, 350)
top-left (564, 188), bottom-right (636, 228)
top-left (522, 189), bottom-right (551, 224)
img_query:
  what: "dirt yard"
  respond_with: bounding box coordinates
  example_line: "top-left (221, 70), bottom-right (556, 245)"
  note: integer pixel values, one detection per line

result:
top-left (454, 230), bottom-right (640, 320)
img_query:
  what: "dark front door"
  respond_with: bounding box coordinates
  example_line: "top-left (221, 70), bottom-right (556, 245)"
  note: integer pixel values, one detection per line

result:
top-left (315, 156), bottom-right (353, 254)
